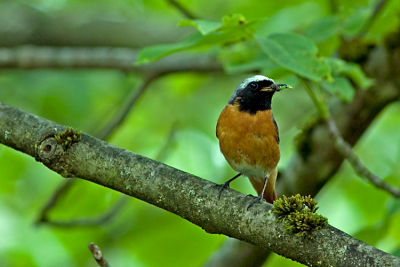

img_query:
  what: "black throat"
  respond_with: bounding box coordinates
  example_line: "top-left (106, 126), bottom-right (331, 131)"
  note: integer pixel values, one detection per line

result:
top-left (230, 93), bottom-right (273, 114)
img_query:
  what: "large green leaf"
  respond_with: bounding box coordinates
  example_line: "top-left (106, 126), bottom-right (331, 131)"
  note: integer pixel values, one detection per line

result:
top-left (138, 14), bottom-right (252, 64)
top-left (254, 2), bottom-right (322, 36)
top-left (343, 6), bottom-right (370, 36)
top-left (136, 33), bottom-right (203, 64)
top-left (321, 76), bottom-right (355, 101)
top-left (305, 16), bottom-right (341, 43)
top-left (256, 33), bottom-right (330, 81)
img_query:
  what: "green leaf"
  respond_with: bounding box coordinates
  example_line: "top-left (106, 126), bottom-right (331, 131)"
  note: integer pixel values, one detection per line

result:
top-left (325, 58), bottom-right (374, 89)
top-left (255, 2), bottom-right (322, 36)
top-left (178, 19), bottom-right (221, 35)
top-left (256, 33), bottom-right (330, 81)
top-left (138, 14), bottom-right (253, 64)
top-left (305, 16), bottom-right (341, 43)
top-left (219, 41), bottom-right (278, 74)
top-left (223, 55), bottom-right (277, 74)
top-left (137, 33), bottom-right (203, 64)
top-left (321, 76), bottom-right (355, 101)
top-left (221, 13), bottom-right (247, 28)
top-left (343, 6), bottom-right (370, 36)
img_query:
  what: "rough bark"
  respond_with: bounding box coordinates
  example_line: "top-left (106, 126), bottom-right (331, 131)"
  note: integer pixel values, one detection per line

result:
top-left (1, 102), bottom-right (399, 267)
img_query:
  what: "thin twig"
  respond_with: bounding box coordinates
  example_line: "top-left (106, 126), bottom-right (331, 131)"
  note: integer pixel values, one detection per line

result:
top-left (327, 118), bottom-right (400, 197)
top-left (35, 179), bottom-right (76, 225)
top-left (329, 0), bottom-right (338, 14)
top-left (44, 197), bottom-right (128, 227)
top-left (89, 243), bottom-right (110, 267)
top-left (166, 0), bottom-right (196, 19)
top-left (358, 0), bottom-right (389, 38)
top-left (302, 79), bottom-right (400, 198)
top-left (301, 79), bottom-right (328, 118)
top-left (96, 74), bottom-right (161, 139)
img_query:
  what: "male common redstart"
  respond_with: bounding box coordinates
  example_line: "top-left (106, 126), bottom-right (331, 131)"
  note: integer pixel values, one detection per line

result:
top-left (216, 75), bottom-right (285, 207)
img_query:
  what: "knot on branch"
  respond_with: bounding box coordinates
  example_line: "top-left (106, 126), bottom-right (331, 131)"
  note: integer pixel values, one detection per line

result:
top-left (37, 137), bottom-right (63, 160)
top-left (35, 128), bottom-right (81, 177)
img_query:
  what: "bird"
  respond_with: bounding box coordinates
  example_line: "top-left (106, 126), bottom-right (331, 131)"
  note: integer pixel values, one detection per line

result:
top-left (216, 75), bottom-right (285, 207)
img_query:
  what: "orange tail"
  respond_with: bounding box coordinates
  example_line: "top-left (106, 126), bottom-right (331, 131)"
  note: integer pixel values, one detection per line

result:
top-left (249, 168), bottom-right (278, 204)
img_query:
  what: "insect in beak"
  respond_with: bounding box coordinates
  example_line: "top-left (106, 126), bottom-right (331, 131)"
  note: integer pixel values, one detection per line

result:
top-left (261, 83), bottom-right (285, 92)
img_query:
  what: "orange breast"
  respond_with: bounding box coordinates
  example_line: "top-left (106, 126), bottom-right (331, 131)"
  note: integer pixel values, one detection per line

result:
top-left (216, 104), bottom-right (280, 178)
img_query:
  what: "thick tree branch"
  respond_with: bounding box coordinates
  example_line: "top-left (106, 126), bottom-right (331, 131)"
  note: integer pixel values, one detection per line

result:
top-left (41, 121), bottom-right (177, 227)
top-left (1, 103), bottom-right (399, 267)
top-left (0, 46), bottom-right (222, 73)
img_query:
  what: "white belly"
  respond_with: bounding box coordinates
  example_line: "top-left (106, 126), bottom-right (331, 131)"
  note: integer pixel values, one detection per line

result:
top-left (231, 160), bottom-right (272, 180)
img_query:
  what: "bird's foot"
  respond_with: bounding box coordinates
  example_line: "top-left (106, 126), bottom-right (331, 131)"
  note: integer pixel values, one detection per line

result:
top-left (216, 173), bottom-right (241, 200)
top-left (217, 181), bottom-right (231, 200)
top-left (247, 195), bottom-right (264, 210)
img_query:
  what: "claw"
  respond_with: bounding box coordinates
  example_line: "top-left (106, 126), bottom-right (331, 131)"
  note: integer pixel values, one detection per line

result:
top-left (216, 173), bottom-right (241, 200)
top-left (218, 181), bottom-right (231, 200)
top-left (247, 195), bottom-right (264, 210)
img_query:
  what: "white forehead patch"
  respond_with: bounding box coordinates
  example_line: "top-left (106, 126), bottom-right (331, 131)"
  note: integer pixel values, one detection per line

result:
top-left (229, 75), bottom-right (274, 103)
top-left (237, 75), bottom-right (274, 91)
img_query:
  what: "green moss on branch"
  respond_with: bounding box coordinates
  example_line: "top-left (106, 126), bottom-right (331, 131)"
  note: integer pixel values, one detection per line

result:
top-left (273, 194), bottom-right (327, 237)
top-left (54, 128), bottom-right (81, 150)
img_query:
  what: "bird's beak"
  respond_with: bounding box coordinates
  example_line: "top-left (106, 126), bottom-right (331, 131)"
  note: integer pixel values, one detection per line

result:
top-left (261, 83), bottom-right (286, 92)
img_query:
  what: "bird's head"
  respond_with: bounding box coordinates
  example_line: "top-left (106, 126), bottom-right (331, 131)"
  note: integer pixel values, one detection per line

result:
top-left (228, 75), bottom-right (286, 114)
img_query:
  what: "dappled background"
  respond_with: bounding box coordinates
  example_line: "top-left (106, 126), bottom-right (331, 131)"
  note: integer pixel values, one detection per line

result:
top-left (1, 0), bottom-right (400, 266)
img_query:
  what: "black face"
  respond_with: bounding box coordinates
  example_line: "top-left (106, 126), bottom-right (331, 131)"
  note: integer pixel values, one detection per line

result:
top-left (229, 79), bottom-right (277, 114)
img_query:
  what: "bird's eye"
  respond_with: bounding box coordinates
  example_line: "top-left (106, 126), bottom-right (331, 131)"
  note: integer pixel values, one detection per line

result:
top-left (248, 82), bottom-right (258, 90)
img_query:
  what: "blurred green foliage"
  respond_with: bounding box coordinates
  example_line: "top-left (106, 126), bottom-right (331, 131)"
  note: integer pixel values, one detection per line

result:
top-left (1, 0), bottom-right (400, 266)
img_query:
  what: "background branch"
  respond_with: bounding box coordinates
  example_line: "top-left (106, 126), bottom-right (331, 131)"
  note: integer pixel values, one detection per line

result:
top-left (35, 74), bottom-right (164, 225)
top-left (89, 242), bottom-right (110, 267)
top-left (44, 197), bottom-right (128, 228)
top-left (35, 179), bottom-right (75, 225)
top-left (302, 77), bottom-right (400, 198)
top-left (166, 0), bottom-right (196, 19)
top-left (1, 102), bottom-right (399, 267)
top-left (358, 0), bottom-right (389, 38)
top-left (0, 46), bottom-right (222, 73)
top-left (95, 75), bottom-right (162, 139)
top-left (327, 118), bottom-right (400, 197)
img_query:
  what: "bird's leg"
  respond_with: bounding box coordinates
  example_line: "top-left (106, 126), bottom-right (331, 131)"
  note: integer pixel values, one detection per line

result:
top-left (247, 176), bottom-right (269, 210)
top-left (218, 173), bottom-right (241, 199)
